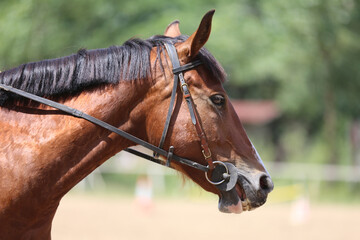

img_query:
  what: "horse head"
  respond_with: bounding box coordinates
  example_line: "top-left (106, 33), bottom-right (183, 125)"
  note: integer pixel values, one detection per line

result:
top-left (142, 10), bottom-right (273, 213)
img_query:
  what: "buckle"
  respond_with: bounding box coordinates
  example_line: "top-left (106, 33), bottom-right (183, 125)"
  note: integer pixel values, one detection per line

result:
top-left (202, 149), bottom-right (212, 159)
top-left (181, 82), bottom-right (189, 90)
top-left (180, 82), bottom-right (190, 96)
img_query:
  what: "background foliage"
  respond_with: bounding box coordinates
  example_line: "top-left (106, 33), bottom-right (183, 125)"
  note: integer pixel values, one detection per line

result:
top-left (1, 0), bottom-right (359, 170)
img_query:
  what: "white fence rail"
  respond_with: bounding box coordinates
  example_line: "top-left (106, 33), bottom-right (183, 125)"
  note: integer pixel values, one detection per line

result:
top-left (266, 162), bottom-right (360, 182)
top-left (81, 146), bottom-right (360, 189)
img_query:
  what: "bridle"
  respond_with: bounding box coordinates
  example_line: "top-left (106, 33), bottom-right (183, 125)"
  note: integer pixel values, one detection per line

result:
top-left (0, 42), bottom-right (238, 191)
top-left (156, 43), bottom-right (213, 169)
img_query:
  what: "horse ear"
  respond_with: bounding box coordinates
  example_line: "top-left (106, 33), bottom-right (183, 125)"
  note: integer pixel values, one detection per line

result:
top-left (178, 10), bottom-right (215, 61)
top-left (164, 20), bottom-right (181, 37)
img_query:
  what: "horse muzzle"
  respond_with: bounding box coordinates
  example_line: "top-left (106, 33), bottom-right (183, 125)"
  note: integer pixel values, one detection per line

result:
top-left (217, 169), bottom-right (274, 214)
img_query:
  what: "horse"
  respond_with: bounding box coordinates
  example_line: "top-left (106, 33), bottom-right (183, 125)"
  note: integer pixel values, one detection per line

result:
top-left (0, 10), bottom-right (273, 239)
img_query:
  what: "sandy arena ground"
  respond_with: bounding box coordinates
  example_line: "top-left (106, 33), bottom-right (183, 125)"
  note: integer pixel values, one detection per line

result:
top-left (52, 193), bottom-right (360, 240)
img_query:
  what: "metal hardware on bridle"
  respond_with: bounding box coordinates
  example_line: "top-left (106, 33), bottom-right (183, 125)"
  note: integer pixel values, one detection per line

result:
top-left (205, 161), bottom-right (238, 191)
top-left (0, 41), bottom-right (238, 190)
top-left (205, 161), bottom-right (229, 185)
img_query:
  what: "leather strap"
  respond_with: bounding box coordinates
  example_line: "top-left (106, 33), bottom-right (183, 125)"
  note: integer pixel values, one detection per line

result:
top-left (153, 47), bottom-right (179, 159)
top-left (0, 83), bottom-right (209, 172)
top-left (163, 43), bottom-right (214, 169)
top-left (172, 60), bottom-right (202, 75)
top-left (154, 52), bottom-right (201, 159)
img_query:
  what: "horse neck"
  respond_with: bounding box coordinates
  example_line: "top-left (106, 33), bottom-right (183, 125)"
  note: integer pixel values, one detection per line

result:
top-left (0, 80), bottom-right (153, 238)
top-left (1, 81), bottom-right (150, 201)
top-left (52, 81), bottom-right (152, 195)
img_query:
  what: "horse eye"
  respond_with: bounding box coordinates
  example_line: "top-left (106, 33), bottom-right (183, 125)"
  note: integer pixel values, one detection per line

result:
top-left (210, 94), bottom-right (225, 107)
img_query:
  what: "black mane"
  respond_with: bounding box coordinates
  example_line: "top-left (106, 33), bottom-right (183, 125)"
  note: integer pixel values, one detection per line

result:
top-left (0, 35), bottom-right (226, 105)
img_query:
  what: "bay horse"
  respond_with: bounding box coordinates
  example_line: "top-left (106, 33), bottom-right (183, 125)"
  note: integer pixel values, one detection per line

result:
top-left (0, 10), bottom-right (273, 239)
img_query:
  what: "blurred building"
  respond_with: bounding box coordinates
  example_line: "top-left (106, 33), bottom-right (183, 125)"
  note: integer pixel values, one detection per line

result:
top-left (231, 100), bottom-right (280, 126)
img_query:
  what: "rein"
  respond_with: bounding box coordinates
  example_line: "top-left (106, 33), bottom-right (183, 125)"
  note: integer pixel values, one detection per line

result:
top-left (0, 42), bottom-right (238, 190)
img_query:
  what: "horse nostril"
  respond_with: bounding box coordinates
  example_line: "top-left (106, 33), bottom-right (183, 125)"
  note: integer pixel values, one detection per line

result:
top-left (259, 175), bottom-right (274, 193)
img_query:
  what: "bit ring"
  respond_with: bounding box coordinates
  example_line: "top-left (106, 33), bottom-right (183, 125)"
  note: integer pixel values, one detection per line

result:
top-left (205, 161), bottom-right (229, 185)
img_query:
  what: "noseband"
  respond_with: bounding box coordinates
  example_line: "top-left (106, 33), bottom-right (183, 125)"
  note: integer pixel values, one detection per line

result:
top-left (0, 42), bottom-right (238, 191)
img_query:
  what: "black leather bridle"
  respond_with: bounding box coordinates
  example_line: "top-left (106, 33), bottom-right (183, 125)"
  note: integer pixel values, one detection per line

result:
top-left (0, 42), bottom-right (238, 191)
